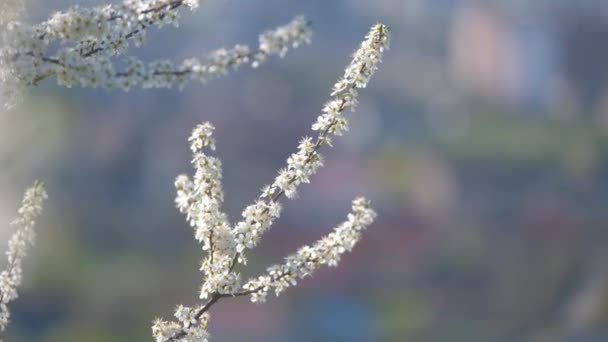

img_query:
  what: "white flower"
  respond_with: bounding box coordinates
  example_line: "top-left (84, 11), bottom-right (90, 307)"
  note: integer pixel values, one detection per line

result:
top-left (189, 123), bottom-right (216, 152)
top-left (174, 305), bottom-right (197, 328)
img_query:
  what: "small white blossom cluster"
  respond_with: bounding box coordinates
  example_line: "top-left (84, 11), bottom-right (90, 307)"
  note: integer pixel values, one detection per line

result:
top-left (153, 24), bottom-right (388, 342)
top-left (242, 197), bottom-right (376, 303)
top-left (0, 181), bottom-right (47, 332)
top-left (152, 308), bottom-right (209, 342)
top-left (312, 23), bottom-right (391, 132)
top-left (253, 15), bottom-right (312, 67)
top-left (176, 123), bottom-right (239, 300)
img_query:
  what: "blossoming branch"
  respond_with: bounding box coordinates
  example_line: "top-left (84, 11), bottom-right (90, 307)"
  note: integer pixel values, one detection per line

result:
top-left (152, 23), bottom-right (390, 342)
top-left (110, 16), bottom-right (312, 90)
top-left (232, 23), bottom-right (391, 263)
top-left (0, 0), bottom-right (311, 107)
top-left (1, 2), bottom-right (390, 340)
top-left (0, 181), bottom-right (47, 333)
top-left (0, 0), bottom-right (197, 105)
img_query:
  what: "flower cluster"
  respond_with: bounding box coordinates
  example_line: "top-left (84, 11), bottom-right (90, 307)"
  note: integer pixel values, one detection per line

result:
top-left (242, 197), bottom-right (376, 303)
top-left (153, 24), bottom-right (388, 342)
top-left (152, 308), bottom-right (209, 342)
top-left (1, 0), bottom-right (311, 108)
top-left (253, 16), bottom-right (312, 66)
top-left (0, 181), bottom-right (47, 332)
top-left (175, 123), bottom-right (238, 300)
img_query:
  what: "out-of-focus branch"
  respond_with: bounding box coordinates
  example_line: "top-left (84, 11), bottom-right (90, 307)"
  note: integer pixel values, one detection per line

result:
top-left (0, 181), bottom-right (47, 333)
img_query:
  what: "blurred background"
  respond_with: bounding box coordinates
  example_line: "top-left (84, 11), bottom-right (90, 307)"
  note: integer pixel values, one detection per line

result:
top-left (2, 0), bottom-right (608, 341)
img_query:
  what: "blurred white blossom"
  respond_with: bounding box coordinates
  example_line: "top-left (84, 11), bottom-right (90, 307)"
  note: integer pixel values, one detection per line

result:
top-left (0, 0), bottom-right (311, 108)
top-left (0, 0), bottom-right (26, 109)
top-left (2, 0), bottom-right (200, 107)
top-left (0, 0), bottom-right (24, 27)
top-left (0, 181), bottom-right (47, 332)
top-left (10, 15), bottom-right (310, 91)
